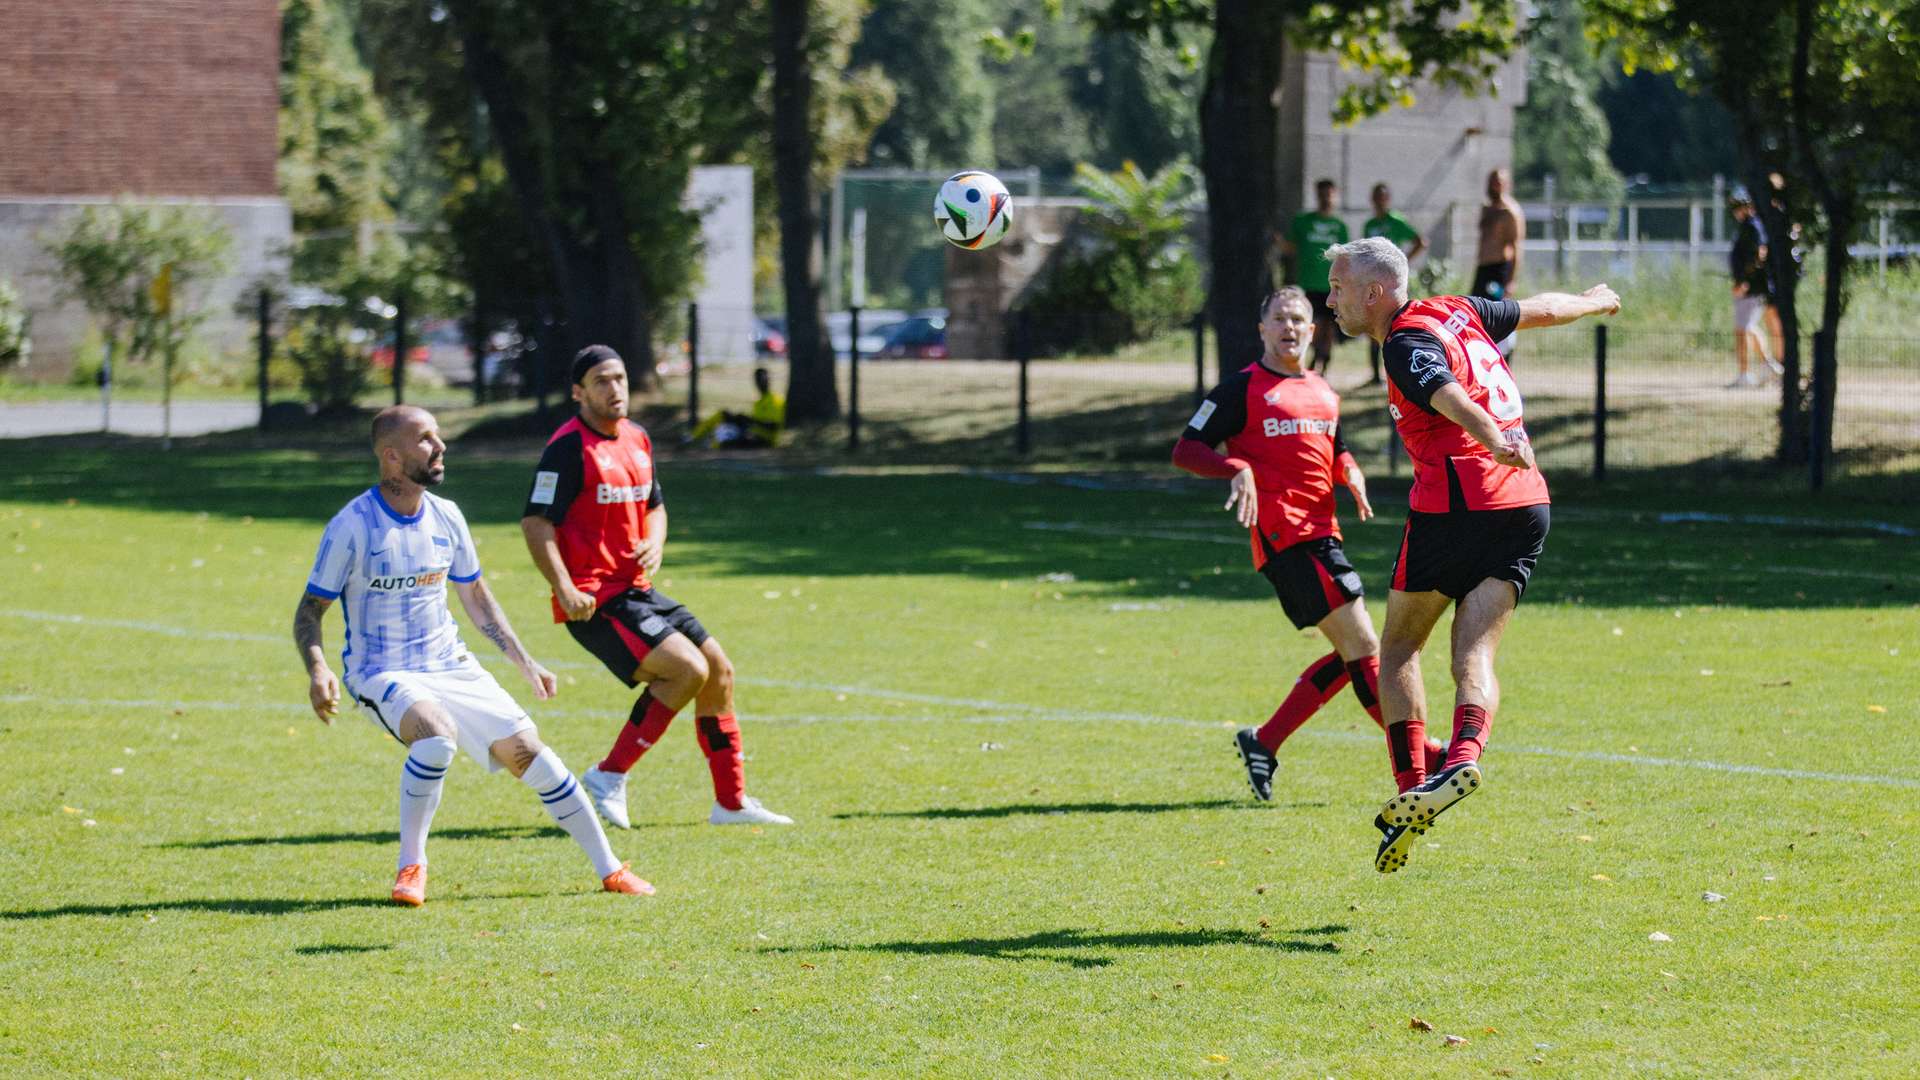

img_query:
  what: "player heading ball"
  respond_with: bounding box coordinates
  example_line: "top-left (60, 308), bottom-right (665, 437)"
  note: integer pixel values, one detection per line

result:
top-left (1323, 236), bottom-right (1619, 873)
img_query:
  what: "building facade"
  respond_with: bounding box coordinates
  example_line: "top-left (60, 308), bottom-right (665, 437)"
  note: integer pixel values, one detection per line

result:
top-left (0, 0), bottom-right (290, 378)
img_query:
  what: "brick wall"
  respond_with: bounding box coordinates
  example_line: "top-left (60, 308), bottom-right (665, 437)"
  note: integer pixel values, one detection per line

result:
top-left (0, 0), bottom-right (279, 198)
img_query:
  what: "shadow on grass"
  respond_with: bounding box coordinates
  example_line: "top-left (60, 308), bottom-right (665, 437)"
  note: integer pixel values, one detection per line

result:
top-left (0, 891), bottom-right (549, 921)
top-left (768, 925), bottom-right (1345, 969)
top-left (832, 798), bottom-right (1310, 821)
top-left (294, 943), bottom-right (394, 955)
top-left (158, 825), bottom-right (552, 849)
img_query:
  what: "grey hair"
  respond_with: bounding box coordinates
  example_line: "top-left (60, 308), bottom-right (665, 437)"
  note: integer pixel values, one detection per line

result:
top-left (1323, 236), bottom-right (1409, 301)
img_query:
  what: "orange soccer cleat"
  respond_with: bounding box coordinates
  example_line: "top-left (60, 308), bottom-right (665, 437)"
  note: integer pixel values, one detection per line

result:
top-left (392, 863), bottom-right (427, 906)
top-left (602, 863), bottom-right (655, 896)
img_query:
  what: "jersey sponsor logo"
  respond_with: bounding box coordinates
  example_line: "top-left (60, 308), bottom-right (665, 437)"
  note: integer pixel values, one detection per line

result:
top-left (596, 481), bottom-right (652, 505)
top-left (1262, 416), bottom-right (1337, 437)
top-left (1408, 348), bottom-right (1448, 385)
top-left (1187, 400), bottom-right (1217, 430)
top-left (530, 470), bottom-right (560, 505)
top-left (366, 568), bottom-right (448, 591)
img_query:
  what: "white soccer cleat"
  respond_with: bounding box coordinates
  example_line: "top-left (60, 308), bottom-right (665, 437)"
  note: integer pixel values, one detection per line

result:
top-left (581, 766), bottom-right (632, 830)
top-left (709, 796), bottom-right (793, 826)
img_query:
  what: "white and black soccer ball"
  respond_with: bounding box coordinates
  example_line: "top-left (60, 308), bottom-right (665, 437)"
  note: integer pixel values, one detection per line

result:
top-left (933, 170), bottom-right (1013, 251)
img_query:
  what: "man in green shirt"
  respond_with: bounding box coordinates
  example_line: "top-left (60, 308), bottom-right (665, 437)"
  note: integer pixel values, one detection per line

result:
top-left (1282, 178), bottom-right (1349, 374)
top-left (1360, 182), bottom-right (1426, 384)
top-left (1362, 182), bottom-right (1426, 260)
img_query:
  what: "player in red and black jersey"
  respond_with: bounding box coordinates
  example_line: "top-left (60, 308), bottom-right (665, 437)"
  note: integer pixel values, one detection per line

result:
top-left (1174, 287), bottom-right (1445, 803)
top-left (1326, 237), bottom-right (1618, 872)
top-left (520, 345), bottom-right (793, 829)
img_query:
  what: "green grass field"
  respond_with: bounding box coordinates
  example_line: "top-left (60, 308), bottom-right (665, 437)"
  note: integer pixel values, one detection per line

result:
top-left (2, 434), bottom-right (1917, 1077)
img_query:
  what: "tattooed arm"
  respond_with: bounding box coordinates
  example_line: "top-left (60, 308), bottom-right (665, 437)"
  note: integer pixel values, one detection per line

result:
top-left (453, 576), bottom-right (558, 701)
top-left (294, 592), bottom-right (341, 723)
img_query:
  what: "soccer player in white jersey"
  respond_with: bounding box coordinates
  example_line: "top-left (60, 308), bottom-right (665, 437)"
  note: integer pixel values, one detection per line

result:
top-left (293, 405), bottom-right (653, 905)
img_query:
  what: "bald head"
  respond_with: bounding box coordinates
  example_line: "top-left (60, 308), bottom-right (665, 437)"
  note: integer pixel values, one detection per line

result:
top-left (371, 405), bottom-right (434, 451)
top-left (370, 405), bottom-right (447, 490)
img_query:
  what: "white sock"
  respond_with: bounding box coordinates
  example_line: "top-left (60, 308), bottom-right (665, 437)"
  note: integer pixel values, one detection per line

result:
top-left (521, 748), bottom-right (622, 879)
top-left (398, 735), bottom-right (456, 870)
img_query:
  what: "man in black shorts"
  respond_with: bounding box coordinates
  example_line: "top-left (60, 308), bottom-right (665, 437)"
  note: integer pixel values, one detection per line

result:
top-left (521, 345), bottom-right (793, 828)
top-left (1174, 286), bottom-right (1444, 802)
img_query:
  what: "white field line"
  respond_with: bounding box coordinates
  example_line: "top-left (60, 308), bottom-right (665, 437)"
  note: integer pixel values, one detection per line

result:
top-left (2, 609), bottom-right (1914, 791)
top-left (1021, 521), bottom-right (1920, 583)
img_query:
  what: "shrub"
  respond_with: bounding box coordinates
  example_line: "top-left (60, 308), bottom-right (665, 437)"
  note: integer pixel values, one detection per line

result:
top-left (1025, 159), bottom-right (1205, 354)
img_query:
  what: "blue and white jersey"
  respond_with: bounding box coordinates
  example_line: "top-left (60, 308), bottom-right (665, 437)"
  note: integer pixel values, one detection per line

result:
top-left (305, 487), bottom-right (483, 681)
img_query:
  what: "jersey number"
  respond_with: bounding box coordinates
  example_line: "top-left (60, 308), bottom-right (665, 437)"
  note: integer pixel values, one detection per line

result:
top-left (1465, 339), bottom-right (1524, 421)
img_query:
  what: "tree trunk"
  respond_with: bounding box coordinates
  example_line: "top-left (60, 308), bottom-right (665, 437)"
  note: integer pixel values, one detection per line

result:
top-left (771, 0), bottom-right (838, 423)
top-left (450, 1), bottom-right (655, 392)
top-left (1744, 162), bottom-right (1805, 465)
top-left (1199, 0), bottom-right (1287, 369)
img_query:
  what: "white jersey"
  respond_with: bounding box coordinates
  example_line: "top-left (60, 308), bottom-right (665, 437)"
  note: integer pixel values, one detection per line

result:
top-left (306, 487), bottom-right (483, 681)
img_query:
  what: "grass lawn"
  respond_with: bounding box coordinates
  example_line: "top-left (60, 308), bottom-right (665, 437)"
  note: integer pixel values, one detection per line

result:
top-left (1, 436), bottom-right (1916, 1077)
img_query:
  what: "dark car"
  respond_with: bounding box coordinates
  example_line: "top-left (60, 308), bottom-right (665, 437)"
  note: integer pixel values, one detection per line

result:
top-left (874, 314), bottom-right (948, 359)
top-left (752, 316), bottom-right (787, 357)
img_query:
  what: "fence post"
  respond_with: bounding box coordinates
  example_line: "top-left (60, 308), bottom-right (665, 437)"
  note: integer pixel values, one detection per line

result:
top-left (1387, 423), bottom-right (1401, 478)
top-left (1809, 328), bottom-right (1835, 492)
top-left (1593, 323), bottom-right (1608, 483)
top-left (686, 301), bottom-right (700, 431)
top-left (99, 339), bottom-right (113, 435)
top-left (256, 287), bottom-right (271, 429)
top-left (392, 291), bottom-right (408, 406)
top-left (470, 304), bottom-right (486, 406)
top-left (848, 304), bottom-right (862, 452)
top-left (1015, 310), bottom-right (1031, 456)
top-left (1192, 311), bottom-right (1206, 405)
top-left (534, 315), bottom-right (552, 429)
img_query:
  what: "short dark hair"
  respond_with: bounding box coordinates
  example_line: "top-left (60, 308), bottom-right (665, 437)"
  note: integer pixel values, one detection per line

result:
top-left (1260, 285), bottom-right (1311, 320)
top-left (1315, 178), bottom-right (1337, 192)
top-left (370, 404), bottom-right (424, 448)
top-left (570, 344), bottom-right (623, 385)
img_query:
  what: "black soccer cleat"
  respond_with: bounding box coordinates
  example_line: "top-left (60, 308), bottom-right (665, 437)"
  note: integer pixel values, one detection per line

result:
top-left (1379, 761), bottom-right (1482, 830)
top-left (1373, 813), bottom-right (1424, 874)
top-left (1235, 727), bottom-right (1277, 802)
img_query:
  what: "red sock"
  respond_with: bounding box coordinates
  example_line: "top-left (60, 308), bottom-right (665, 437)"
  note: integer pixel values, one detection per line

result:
top-left (1444, 703), bottom-right (1492, 768)
top-left (1254, 652), bottom-right (1350, 750)
top-left (1344, 656), bottom-right (1385, 729)
top-left (1424, 739), bottom-right (1447, 775)
top-left (599, 691), bottom-right (677, 774)
top-left (696, 713), bottom-right (745, 811)
top-left (1387, 717), bottom-right (1427, 793)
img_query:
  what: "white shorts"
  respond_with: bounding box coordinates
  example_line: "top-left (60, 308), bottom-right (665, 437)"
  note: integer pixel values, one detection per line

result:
top-left (1733, 295), bottom-right (1766, 333)
top-left (348, 659), bottom-right (536, 772)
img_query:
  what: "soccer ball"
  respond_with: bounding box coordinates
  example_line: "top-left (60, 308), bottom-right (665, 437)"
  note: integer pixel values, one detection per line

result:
top-left (934, 170), bottom-right (1013, 250)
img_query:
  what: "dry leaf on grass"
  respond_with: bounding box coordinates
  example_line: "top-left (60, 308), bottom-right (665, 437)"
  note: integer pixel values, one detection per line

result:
top-left (1410, 1017), bottom-right (1434, 1032)
top-left (1443, 1034), bottom-right (1468, 1047)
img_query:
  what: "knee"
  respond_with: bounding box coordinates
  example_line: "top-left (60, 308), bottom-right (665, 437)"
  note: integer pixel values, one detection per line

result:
top-left (491, 732), bottom-right (544, 777)
top-left (706, 653), bottom-right (734, 697)
top-left (402, 706), bottom-right (456, 745)
top-left (1380, 636), bottom-right (1419, 671)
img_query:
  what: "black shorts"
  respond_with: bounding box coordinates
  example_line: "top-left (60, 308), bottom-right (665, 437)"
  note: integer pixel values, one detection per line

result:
top-left (1259, 536), bottom-right (1365, 630)
top-left (1391, 505), bottom-right (1550, 601)
top-left (566, 587), bottom-right (711, 687)
top-left (1470, 262), bottom-right (1514, 301)
top-left (1302, 290), bottom-right (1350, 343)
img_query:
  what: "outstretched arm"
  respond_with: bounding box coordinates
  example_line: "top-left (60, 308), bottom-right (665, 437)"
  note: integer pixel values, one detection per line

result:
top-left (454, 576), bottom-right (557, 701)
top-left (1516, 285), bottom-right (1621, 330)
top-left (293, 592), bottom-right (341, 723)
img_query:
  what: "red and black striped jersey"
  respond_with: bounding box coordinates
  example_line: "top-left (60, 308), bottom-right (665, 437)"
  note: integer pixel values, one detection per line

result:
top-left (523, 415), bottom-right (664, 622)
top-left (1181, 362), bottom-right (1354, 566)
top-left (1383, 296), bottom-right (1550, 513)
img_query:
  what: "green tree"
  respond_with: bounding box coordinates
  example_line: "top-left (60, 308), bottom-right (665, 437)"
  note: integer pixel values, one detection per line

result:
top-left (42, 202), bottom-right (234, 373)
top-left (1591, 0), bottom-right (1920, 465)
top-left (1597, 68), bottom-right (1741, 185)
top-left (1514, 0), bottom-right (1623, 200)
top-left (855, 0), bottom-right (996, 168)
top-left (1091, 0), bottom-right (1523, 364)
top-left (279, 0), bottom-right (394, 246)
top-left (0, 278), bottom-right (30, 371)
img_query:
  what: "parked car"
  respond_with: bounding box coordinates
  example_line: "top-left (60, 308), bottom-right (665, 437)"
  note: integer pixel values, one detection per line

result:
top-left (874, 313), bottom-right (948, 359)
top-left (752, 316), bottom-right (787, 357)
